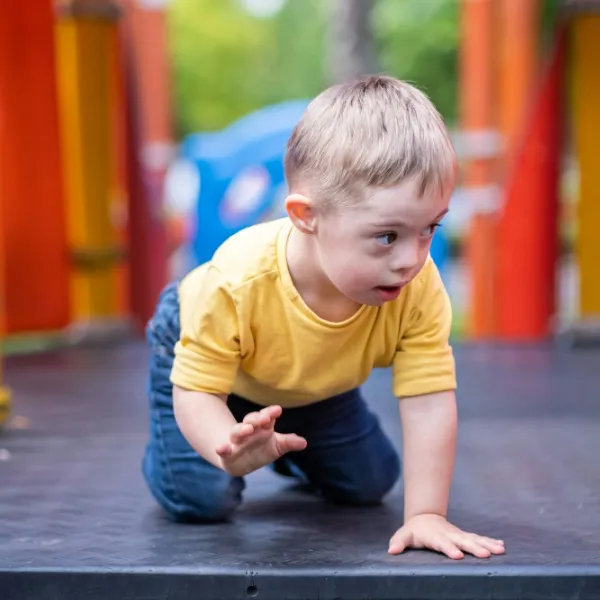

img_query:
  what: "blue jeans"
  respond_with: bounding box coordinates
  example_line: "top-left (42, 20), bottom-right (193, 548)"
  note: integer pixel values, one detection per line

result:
top-left (142, 282), bottom-right (401, 522)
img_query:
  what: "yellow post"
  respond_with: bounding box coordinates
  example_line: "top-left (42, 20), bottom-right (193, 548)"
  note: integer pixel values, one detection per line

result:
top-left (573, 12), bottom-right (600, 336)
top-left (0, 362), bottom-right (11, 428)
top-left (0, 249), bottom-right (9, 428)
top-left (54, 0), bottom-right (126, 332)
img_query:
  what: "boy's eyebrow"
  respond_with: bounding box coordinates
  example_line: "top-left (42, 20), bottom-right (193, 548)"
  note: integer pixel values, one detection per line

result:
top-left (370, 209), bottom-right (449, 229)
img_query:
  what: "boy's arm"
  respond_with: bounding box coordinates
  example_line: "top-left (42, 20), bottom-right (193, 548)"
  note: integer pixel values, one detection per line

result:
top-left (172, 270), bottom-right (307, 477)
top-left (399, 389), bottom-right (456, 523)
top-left (389, 258), bottom-right (504, 559)
top-left (173, 387), bottom-right (237, 469)
top-left (173, 386), bottom-right (306, 476)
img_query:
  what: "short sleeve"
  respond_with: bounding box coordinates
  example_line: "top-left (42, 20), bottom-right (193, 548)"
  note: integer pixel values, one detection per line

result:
top-left (393, 257), bottom-right (456, 397)
top-left (170, 265), bottom-right (241, 395)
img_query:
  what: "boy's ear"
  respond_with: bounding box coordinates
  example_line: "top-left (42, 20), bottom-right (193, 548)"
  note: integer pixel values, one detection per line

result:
top-left (285, 193), bottom-right (317, 234)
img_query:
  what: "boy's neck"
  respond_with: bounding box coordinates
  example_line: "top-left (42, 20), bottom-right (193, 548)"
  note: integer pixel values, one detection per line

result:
top-left (285, 225), bottom-right (362, 323)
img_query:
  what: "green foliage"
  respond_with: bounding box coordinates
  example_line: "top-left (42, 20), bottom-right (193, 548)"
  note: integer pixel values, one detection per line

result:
top-left (167, 0), bottom-right (325, 137)
top-left (372, 0), bottom-right (459, 123)
top-left (167, 0), bottom-right (460, 138)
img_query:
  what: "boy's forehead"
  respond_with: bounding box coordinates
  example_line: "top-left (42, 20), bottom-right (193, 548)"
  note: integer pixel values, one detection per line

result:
top-left (359, 182), bottom-right (450, 225)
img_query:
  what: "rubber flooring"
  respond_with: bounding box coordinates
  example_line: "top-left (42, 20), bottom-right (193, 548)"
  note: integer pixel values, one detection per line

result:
top-left (1, 342), bottom-right (599, 599)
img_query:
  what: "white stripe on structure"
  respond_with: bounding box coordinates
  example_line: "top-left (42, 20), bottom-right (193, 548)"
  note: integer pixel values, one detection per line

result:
top-left (452, 184), bottom-right (501, 214)
top-left (135, 0), bottom-right (171, 9)
top-left (442, 185), bottom-right (502, 236)
top-left (451, 129), bottom-right (504, 160)
top-left (141, 141), bottom-right (177, 171)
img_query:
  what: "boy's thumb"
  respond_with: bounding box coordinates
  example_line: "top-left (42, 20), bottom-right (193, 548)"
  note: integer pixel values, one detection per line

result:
top-left (278, 433), bottom-right (308, 454)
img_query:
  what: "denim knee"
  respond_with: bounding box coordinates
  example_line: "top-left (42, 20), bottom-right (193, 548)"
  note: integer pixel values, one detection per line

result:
top-left (143, 447), bottom-right (245, 523)
top-left (326, 445), bottom-right (401, 506)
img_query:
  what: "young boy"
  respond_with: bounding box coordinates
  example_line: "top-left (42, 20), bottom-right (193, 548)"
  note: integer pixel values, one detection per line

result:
top-left (142, 75), bottom-right (505, 561)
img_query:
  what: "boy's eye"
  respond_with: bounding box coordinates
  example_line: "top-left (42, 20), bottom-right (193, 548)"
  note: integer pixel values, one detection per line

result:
top-left (376, 232), bottom-right (397, 246)
top-left (421, 223), bottom-right (441, 238)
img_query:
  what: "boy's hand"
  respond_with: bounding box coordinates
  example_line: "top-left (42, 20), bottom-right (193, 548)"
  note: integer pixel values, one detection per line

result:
top-left (388, 514), bottom-right (505, 560)
top-left (215, 405), bottom-right (307, 477)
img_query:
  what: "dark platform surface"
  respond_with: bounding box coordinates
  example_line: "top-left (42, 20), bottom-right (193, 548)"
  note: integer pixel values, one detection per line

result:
top-left (1, 342), bottom-right (600, 600)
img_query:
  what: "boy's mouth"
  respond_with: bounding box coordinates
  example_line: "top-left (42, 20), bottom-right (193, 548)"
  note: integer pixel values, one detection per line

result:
top-left (375, 285), bottom-right (403, 301)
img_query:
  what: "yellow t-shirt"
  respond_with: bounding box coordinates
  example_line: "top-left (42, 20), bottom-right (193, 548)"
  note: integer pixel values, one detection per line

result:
top-left (171, 218), bottom-right (456, 407)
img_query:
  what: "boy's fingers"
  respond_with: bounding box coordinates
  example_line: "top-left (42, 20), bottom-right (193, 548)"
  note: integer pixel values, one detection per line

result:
top-left (215, 443), bottom-right (232, 457)
top-left (387, 542), bottom-right (406, 555)
top-left (243, 406), bottom-right (281, 429)
top-left (388, 531), bottom-right (409, 555)
top-left (231, 423), bottom-right (254, 444)
top-left (388, 538), bottom-right (408, 554)
top-left (259, 408), bottom-right (278, 428)
top-left (243, 412), bottom-right (269, 428)
top-left (454, 535), bottom-right (491, 559)
top-left (260, 406), bottom-right (282, 426)
top-left (388, 528), bottom-right (409, 554)
top-left (436, 536), bottom-right (464, 560)
top-left (277, 433), bottom-right (307, 454)
top-left (476, 537), bottom-right (506, 554)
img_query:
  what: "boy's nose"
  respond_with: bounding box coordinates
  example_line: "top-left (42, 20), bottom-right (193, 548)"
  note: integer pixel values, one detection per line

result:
top-left (390, 243), bottom-right (420, 273)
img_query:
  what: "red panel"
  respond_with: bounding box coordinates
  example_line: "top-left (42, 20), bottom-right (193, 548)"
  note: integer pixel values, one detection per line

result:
top-left (496, 26), bottom-right (567, 340)
top-left (0, 0), bottom-right (70, 334)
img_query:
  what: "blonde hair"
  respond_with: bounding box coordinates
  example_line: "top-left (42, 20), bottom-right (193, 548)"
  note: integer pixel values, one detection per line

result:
top-left (284, 75), bottom-right (457, 208)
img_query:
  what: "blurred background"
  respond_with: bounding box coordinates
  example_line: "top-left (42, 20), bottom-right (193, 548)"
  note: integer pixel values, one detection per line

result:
top-left (1, 0), bottom-right (599, 418)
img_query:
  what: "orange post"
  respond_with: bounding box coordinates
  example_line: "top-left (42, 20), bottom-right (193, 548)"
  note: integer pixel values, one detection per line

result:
top-left (459, 0), bottom-right (498, 338)
top-left (0, 0), bottom-right (70, 335)
top-left (498, 0), bottom-right (541, 162)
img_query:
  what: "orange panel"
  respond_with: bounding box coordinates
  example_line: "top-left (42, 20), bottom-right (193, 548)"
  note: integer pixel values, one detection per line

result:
top-left (459, 0), bottom-right (498, 338)
top-left (0, 0), bottom-right (70, 334)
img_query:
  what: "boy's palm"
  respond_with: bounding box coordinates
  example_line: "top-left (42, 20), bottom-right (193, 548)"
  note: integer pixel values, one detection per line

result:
top-left (216, 405), bottom-right (307, 477)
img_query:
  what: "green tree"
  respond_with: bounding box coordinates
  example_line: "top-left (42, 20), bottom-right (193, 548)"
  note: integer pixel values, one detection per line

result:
top-left (168, 0), bottom-right (462, 137)
top-left (167, 0), bottom-right (324, 137)
top-left (372, 0), bottom-right (459, 123)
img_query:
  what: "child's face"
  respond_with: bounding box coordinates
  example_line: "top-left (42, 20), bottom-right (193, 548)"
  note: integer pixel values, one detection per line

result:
top-left (315, 177), bottom-right (452, 306)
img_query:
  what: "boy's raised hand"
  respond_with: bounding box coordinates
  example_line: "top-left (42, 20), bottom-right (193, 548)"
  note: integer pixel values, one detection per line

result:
top-left (215, 405), bottom-right (307, 477)
top-left (388, 514), bottom-right (505, 560)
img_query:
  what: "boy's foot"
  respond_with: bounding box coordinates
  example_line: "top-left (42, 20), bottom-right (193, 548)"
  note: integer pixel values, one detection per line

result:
top-left (271, 457), bottom-right (318, 495)
top-left (272, 457), bottom-right (303, 479)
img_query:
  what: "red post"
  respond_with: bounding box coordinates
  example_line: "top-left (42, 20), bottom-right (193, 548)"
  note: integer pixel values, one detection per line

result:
top-left (0, 0), bottom-right (70, 335)
top-left (118, 0), bottom-right (171, 331)
top-left (495, 10), bottom-right (565, 340)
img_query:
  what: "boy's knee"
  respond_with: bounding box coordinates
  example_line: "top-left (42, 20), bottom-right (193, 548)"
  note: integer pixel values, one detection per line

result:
top-left (326, 448), bottom-right (401, 506)
top-left (168, 478), bottom-right (244, 523)
top-left (143, 451), bottom-right (244, 523)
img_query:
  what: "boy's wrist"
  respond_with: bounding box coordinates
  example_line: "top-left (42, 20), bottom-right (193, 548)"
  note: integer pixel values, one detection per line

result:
top-left (404, 510), bottom-right (448, 523)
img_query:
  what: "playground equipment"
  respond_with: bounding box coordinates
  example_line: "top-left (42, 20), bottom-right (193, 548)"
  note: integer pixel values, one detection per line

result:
top-left (461, 0), bottom-right (600, 341)
top-left (1, 0), bottom-right (598, 356)
top-left (180, 100), bottom-right (310, 266)
top-left (0, 366), bottom-right (10, 428)
top-left (571, 5), bottom-right (600, 342)
top-left (0, 0), bottom-right (171, 347)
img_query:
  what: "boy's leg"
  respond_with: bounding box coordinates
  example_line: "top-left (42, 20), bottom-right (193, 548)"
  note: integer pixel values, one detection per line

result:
top-left (142, 282), bottom-right (245, 523)
top-left (272, 389), bottom-right (401, 505)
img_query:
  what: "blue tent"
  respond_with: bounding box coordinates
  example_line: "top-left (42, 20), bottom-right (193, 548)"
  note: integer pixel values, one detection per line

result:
top-left (180, 100), bottom-right (310, 265)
